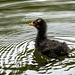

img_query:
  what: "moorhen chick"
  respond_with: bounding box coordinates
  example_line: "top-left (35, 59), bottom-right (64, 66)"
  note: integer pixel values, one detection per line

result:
top-left (29, 18), bottom-right (70, 58)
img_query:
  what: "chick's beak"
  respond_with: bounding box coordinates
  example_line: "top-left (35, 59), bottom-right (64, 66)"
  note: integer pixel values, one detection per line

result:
top-left (29, 22), bottom-right (34, 26)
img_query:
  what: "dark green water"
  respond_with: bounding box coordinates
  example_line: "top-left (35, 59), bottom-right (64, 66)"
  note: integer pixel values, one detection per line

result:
top-left (0, 0), bottom-right (75, 75)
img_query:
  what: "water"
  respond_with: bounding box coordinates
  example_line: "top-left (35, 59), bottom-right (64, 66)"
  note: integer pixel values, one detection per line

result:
top-left (0, 0), bottom-right (75, 75)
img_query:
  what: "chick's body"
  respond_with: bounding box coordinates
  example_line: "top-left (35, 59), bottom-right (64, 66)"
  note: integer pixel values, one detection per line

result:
top-left (29, 18), bottom-right (70, 58)
top-left (38, 39), bottom-right (70, 58)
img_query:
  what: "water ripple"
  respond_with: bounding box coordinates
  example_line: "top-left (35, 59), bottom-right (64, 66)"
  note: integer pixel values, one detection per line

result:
top-left (0, 0), bottom-right (75, 75)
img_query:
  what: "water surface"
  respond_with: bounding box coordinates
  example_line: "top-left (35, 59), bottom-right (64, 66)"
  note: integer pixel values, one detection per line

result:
top-left (0, 0), bottom-right (75, 75)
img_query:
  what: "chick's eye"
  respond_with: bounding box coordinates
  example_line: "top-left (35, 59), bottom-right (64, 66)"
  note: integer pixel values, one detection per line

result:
top-left (35, 21), bottom-right (38, 24)
top-left (33, 21), bottom-right (37, 24)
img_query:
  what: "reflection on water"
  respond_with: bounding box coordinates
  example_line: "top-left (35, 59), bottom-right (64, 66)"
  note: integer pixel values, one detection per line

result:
top-left (0, 0), bottom-right (75, 75)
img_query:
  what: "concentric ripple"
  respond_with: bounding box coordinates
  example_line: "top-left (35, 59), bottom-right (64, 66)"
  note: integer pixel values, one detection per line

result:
top-left (0, 41), bottom-right (75, 74)
top-left (0, 41), bottom-right (35, 74)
